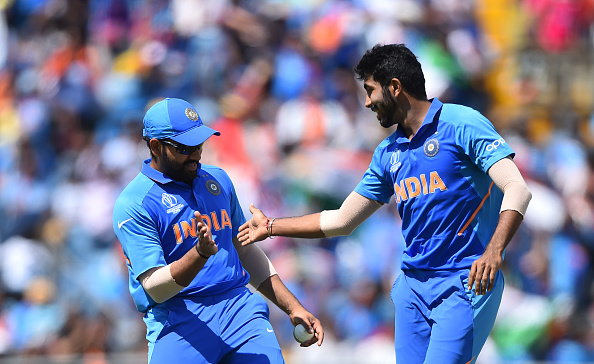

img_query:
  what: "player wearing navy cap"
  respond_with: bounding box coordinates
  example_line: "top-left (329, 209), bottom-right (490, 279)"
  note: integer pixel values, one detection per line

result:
top-left (113, 98), bottom-right (324, 363)
top-left (238, 44), bottom-right (532, 364)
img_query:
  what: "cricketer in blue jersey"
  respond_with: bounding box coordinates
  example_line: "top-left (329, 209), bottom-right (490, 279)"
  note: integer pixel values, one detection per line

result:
top-left (237, 44), bottom-right (532, 364)
top-left (113, 98), bottom-right (324, 364)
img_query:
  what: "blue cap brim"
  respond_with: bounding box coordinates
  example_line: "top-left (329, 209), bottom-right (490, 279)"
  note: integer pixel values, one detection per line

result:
top-left (169, 125), bottom-right (220, 146)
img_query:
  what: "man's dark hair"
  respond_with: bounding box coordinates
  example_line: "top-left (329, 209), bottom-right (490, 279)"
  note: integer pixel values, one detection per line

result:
top-left (354, 43), bottom-right (427, 100)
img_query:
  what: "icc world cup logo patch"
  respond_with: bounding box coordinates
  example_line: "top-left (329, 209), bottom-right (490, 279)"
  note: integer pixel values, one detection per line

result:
top-left (205, 179), bottom-right (221, 196)
top-left (424, 139), bottom-right (439, 157)
top-left (161, 193), bottom-right (184, 214)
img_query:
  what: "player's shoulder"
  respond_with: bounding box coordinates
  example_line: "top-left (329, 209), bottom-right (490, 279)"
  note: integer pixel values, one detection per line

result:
top-left (367, 132), bottom-right (399, 167)
top-left (440, 103), bottom-right (486, 125)
top-left (200, 163), bottom-right (225, 173)
top-left (373, 131), bottom-right (399, 154)
top-left (114, 173), bottom-right (155, 210)
top-left (200, 164), bottom-right (228, 178)
top-left (376, 131), bottom-right (398, 149)
top-left (199, 164), bottom-right (234, 186)
top-left (439, 104), bottom-right (492, 129)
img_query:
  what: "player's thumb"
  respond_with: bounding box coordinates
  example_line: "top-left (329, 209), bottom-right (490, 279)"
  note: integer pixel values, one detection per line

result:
top-left (249, 203), bottom-right (256, 213)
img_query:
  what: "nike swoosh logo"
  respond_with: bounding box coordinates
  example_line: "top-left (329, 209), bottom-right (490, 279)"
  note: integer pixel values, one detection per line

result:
top-left (118, 218), bottom-right (134, 229)
top-left (266, 328), bottom-right (274, 333)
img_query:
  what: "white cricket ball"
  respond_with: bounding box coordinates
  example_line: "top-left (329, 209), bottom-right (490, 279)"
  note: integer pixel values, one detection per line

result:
top-left (293, 323), bottom-right (314, 343)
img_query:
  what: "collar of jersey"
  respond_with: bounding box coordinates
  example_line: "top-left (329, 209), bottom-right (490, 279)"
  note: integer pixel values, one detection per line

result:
top-left (394, 98), bottom-right (443, 143)
top-left (141, 158), bottom-right (192, 185)
top-left (141, 159), bottom-right (173, 184)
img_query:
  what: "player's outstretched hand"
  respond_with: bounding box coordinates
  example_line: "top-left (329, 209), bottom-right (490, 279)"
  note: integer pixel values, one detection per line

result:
top-left (195, 211), bottom-right (218, 257)
top-left (237, 203), bottom-right (269, 246)
top-left (290, 307), bottom-right (324, 347)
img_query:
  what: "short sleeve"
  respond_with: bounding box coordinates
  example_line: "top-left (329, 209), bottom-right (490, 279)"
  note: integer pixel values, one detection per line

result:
top-left (113, 197), bottom-right (166, 280)
top-left (454, 110), bottom-right (515, 173)
top-left (354, 143), bottom-right (394, 204)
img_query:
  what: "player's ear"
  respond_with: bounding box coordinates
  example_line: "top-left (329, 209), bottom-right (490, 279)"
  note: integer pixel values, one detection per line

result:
top-left (149, 138), bottom-right (162, 157)
top-left (389, 78), bottom-right (402, 97)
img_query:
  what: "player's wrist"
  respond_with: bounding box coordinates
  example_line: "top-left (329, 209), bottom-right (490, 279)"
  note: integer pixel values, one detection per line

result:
top-left (194, 243), bottom-right (211, 259)
top-left (266, 217), bottom-right (277, 239)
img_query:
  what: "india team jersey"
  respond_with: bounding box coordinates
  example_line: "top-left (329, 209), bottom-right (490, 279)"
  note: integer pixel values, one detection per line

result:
top-left (113, 161), bottom-right (249, 313)
top-left (355, 98), bottom-right (514, 271)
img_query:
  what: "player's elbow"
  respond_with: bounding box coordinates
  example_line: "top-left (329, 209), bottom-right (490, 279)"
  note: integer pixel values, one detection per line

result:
top-left (520, 184), bottom-right (532, 214)
top-left (236, 244), bottom-right (277, 289)
top-left (320, 210), bottom-right (357, 237)
top-left (501, 181), bottom-right (532, 217)
top-left (140, 266), bottom-right (185, 303)
top-left (325, 224), bottom-right (357, 237)
top-left (145, 288), bottom-right (171, 304)
top-left (524, 185), bottom-right (532, 205)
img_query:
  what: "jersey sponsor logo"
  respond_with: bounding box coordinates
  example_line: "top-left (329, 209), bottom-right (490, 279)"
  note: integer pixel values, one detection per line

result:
top-left (173, 209), bottom-right (232, 243)
top-left (162, 193), bottom-right (184, 214)
top-left (424, 139), bottom-right (439, 157)
top-left (394, 171), bottom-right (447, 203)
top-left (389, 150), bottom-right (401, 172)
top-left (486, 138), bottom-right (506, 151)
top-left (205, 179), bottom-right (221, 196)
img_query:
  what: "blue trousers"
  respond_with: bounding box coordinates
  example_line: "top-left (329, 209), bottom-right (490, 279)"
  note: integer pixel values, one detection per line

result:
top-left (391, 269), bottom-right (503, 364)
top-left (148, 287), bottom-right (284, 364)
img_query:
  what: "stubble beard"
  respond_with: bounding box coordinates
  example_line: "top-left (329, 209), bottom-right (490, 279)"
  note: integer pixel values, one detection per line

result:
top-left (161, 148), bottom-right (198, 185)
top-left (377, 88), bottom-right (398, 129)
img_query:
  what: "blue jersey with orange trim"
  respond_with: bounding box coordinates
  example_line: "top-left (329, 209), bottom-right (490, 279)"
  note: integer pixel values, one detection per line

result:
top-left (113, 160), bottom-right (249, 313)
top-left (355, 98), bottom-right (514, 271)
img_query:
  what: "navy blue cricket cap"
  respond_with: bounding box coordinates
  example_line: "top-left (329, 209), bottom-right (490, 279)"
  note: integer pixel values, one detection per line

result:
top-left (142, 98), bottom-right (220, 146)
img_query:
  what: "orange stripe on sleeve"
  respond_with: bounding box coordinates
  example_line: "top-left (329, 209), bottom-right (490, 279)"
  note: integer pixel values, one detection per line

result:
top-left (457, 182), bottom-right (494, 236)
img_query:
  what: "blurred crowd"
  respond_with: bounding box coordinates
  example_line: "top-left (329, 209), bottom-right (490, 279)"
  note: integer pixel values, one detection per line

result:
top-left (1, 0), bottom-right (594, 363)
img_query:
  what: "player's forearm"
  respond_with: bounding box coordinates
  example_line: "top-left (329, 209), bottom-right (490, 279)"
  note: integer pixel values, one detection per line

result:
top-left (140, 265), bottom-right (185, 303)
top-left (170, 247), bottom-right (210, 286)
top-left (320, 192), bottom-right (383, 237)
top-left (256, 274), bottom-right (303, 315)
top-left (268, 213), bottom-right (326, 239)
top-left (140, 248), bottom-right (209, 302)
top-left (234, 237), bottom-right (277, 289)
top-left (141, 243), bottom-right (213, 302)
top-left (268, 192), bottom-right (382, 239)
top-left (484, 210), bottom-right (524, 255)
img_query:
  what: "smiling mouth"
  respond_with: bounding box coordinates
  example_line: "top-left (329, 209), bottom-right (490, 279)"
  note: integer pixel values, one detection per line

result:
top-left (372, 109), bottom-right (381, 120)
top-left (370, 105), bottom-right (380, 116)
top-left (185, 161), bottom-right (199, 171)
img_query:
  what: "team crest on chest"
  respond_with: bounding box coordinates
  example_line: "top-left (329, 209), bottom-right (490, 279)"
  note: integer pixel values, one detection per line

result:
top-left (205, 179), bottom-right (221, 196)
top-left (424, 139), bottom-right (439, 157)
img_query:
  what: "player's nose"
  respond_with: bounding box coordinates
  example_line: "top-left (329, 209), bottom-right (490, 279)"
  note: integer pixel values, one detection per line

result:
top-left (189, 147), bottom-right (203, 158)
top-left (364, 95), bottom-right (372, 108)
